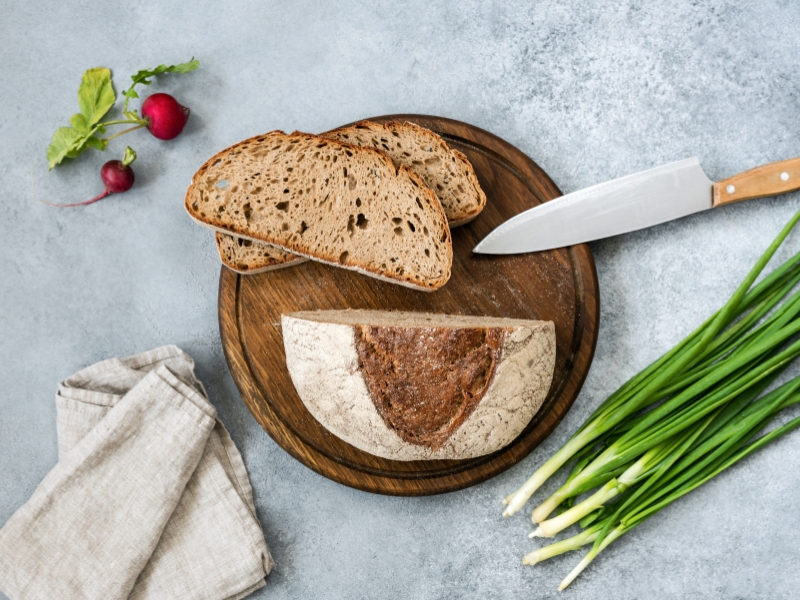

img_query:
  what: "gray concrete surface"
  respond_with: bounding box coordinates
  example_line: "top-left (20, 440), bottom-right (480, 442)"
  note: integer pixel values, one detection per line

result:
top-left (2, 1), bottom-right (799, 598)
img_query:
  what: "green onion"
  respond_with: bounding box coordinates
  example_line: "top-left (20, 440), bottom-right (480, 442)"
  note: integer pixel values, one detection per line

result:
top-left (507, 209), bottom-right (800, 589)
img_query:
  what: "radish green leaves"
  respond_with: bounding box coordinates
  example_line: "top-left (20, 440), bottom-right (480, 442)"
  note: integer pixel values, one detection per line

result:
top-left (46, 68), bottom-right (115, 169)
top-left (46, 59), bottom-right (199, 169)
top-left (122, 58), bottom-right (199, 118)
top-left (76, 67), bottom-right (116, 129)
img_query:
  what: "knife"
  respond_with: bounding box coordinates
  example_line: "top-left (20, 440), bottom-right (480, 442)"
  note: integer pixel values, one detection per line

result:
top-left (473, 156), bottom-right (800, 254)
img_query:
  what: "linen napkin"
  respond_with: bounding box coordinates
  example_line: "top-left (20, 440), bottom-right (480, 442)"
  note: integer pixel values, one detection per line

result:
top-left (0, 346), bottom-right (273, 600)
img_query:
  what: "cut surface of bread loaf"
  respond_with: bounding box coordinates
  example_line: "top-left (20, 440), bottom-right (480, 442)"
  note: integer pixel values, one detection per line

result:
top-left (217, 121), bottom-right (486, 275)
top-left (282, 310), bottom-right (557, 461)
top-left (187, 131), bottom-right (452, 290)
top-left (216, 232), bottom-right (307, 274)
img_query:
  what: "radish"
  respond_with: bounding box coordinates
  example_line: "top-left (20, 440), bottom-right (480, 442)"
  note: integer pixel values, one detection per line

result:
top-left (37, 148), bottom-right (136, 208)
top-left (47, 59), bottom-right (199, 169)
top-left (141, 93), bottom-right (190, 140)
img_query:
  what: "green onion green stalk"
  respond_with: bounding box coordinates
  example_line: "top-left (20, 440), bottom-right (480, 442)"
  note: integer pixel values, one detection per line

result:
top-left (507, 209), bottom-right (800, 590)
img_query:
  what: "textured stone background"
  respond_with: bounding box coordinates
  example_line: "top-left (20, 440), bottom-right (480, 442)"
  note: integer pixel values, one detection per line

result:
top-left (2, 1), bottom-right (799, 598)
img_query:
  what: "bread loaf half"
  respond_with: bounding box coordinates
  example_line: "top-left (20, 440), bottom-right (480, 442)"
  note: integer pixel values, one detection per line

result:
top-left (217, 121), bottom-right (486, 275)
top-left (282, 310), bottom-right (556, 460)
top-left (186, 131), bottom-right (453, 291)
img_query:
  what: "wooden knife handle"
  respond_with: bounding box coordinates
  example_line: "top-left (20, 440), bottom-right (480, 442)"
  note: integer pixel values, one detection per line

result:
top-left (712, 156), bottom-right (800, 207)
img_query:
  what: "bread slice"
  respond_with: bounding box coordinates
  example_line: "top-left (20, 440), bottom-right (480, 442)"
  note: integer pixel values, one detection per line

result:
top-left (217, 121), bottom-right (486, 275)
top-left (215, 232), bottom-right (307, 274)
top-left (282, 310), bottom-right (556, 460)
top-left (186, 131), bottom-right (453, 290)
top-left (325, 121), bottom-right (486, 226)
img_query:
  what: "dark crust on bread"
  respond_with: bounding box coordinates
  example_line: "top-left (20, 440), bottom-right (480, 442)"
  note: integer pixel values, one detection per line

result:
top-left (185, 130), bottom-right (452, 290)
top-left (354, 325), bottom-right (505, 450)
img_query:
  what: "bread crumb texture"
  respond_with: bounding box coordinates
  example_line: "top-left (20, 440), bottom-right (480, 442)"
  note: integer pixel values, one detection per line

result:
top-left (214, 121), bottom-right (485, 276)
top-left (325, 121), bottom-right (486, 225)
top-left (187, 131), bottom-right (452, 290)
top-left (216, 232), bottom-right (306, 273)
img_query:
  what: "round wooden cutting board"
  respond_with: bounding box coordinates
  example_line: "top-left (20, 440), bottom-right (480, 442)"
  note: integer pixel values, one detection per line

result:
top-left (218, 115), bottom-right (599, 495)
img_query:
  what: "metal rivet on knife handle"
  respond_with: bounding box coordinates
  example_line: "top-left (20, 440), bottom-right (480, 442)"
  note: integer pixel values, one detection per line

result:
top-left (712, 156), bottom-right (800, 208)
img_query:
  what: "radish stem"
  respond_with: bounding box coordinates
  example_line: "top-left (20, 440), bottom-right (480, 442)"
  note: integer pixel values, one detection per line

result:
top-left (106, 123), bottom-right (147, 141)
top-left (34, 189), bottom-right (111, 208)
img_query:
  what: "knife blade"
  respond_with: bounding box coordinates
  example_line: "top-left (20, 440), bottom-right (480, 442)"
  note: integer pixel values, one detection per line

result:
top-left (473, 155), bottom-right (800, 255)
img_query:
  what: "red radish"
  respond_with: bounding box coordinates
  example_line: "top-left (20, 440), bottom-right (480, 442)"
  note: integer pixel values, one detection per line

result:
top-left (141, 93), bottom-right (190, 140)
top-left (99, 160), bottom-right (135, 193)
top-left (46, 59), bottom-right (200, 169)
top-left (36, 148), bottom-right (136, 207)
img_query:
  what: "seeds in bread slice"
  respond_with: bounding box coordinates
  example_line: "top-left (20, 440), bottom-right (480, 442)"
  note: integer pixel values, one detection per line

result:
top-left (216, 232), bottom-right (307, 274)
top-left (186, 131), bottom-right (452, 290)
top-left (218, 120), bottom-right (486, 275)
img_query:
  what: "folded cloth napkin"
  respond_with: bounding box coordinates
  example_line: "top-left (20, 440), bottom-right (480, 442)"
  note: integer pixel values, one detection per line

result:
top-left (0, 346), bottom-right (274, 600)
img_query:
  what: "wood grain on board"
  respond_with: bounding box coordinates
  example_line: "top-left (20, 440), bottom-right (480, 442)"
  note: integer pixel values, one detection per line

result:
top-left (218, 114), bottom-right (599, 495)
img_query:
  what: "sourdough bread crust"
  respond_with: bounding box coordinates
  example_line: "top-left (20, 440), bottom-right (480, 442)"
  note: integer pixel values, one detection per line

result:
top-left (186, 131), bottom-right (453, 291)
top-left (282, 311), bottom-right (556, 460)
top-left (216, 121), bottom-right (487, 274)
